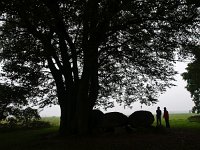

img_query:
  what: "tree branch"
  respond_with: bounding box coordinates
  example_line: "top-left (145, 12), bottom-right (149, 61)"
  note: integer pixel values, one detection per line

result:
top-left (45, 0), bottom-right (79, 84)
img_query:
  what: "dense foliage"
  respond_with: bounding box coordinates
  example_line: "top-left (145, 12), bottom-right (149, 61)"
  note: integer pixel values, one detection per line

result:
top-left (0, 84), bottom-right (28, 120)
top-left (0, 0), bottom-right (200, 134)
top-left (182, 47), bottom-right (200, 113)
top-left (0, 84), bottom-right (42, 128)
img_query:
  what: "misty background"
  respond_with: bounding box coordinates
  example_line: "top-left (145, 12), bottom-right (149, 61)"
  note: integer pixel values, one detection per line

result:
top-left (40, 61), bottom-right (194, 117)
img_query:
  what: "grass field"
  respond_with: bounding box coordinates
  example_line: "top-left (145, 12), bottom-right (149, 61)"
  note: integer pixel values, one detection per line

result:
top-left (0, 113), bottom-right (200, 150)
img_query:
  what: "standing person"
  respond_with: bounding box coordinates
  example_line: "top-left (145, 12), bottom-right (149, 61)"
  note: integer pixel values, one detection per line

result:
top-left (156, 106), bottom-right (162, 126)
top-left (163, 107), bottom-right (170, 128)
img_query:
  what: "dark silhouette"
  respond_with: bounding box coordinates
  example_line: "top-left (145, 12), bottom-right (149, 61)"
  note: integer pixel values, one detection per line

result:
top-left (156, 107), bottom-right (162, 126)
top-left (100, 112), bottom-right (128, 133)
top-left (182, 50), bottom-right (200, 113)
top-left (163, 107), bottom-right (170, 128)
top-left (1, 0), bottom-right (199, 135)
top-left (128, 110), bottom-right (154, 128)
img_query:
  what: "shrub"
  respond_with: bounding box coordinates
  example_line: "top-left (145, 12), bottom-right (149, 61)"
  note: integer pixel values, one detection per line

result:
top-left (0, 107), bottom-right (42, 129)
top-left (188, 115), bottom-right (200, 123)
top-left (128, 110), bottom-right (154, 127)
top-left (19, 107), bottom-right (41, 125)
top-left (0, 120), bottom-right (51, 130)
top-left (6, 115), bottom-right (17, 127)
top-left (24, 120), bottom-right (51, 129)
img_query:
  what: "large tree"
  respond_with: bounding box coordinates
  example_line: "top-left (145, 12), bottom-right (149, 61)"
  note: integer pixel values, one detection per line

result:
top-left (182, 46), bottom-right (200, 113)
top-left (0, 0), bottom-right (199, 135)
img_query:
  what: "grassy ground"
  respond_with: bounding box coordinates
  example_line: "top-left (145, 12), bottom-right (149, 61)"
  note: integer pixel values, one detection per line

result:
top-left (0, 113), bottom-right (200, 150)
top-left (154, 113), bottom-right (200, 129)
top-left (41, 116), bottom-right (60, 126)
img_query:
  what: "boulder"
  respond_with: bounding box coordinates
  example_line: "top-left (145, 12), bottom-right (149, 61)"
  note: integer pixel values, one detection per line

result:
top-left (128, 110), bottom-right (154, 127)
top-left (89, 109), bottom-right (104, 129)
top-left (99, 112), bottom-right (128, 131)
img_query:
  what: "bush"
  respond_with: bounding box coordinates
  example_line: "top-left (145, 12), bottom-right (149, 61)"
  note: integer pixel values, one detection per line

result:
top-left (0, 107), bottom-right (45, 129)
top-left (24, 120), bottom-right (51, 129)
top-left (0, 122), bottom-right (11, 130)
top-left (6, 115), bottom-right (17, 127)
top-left (0, 120), bottom-right (51, 130)
top-left (19, 107), bottom-right (41, 125)
top-left (128, 110), bottom-right (154, 127)
top-left (188, 115), bottom-right (200, 123)
top-left (4, 107), bottom-right (41, 126)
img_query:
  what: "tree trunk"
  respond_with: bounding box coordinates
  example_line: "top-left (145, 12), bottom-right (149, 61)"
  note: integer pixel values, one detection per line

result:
top-left (59, 100), bottom-right (70, 135)
top-left (75, 77), bottom-right (90, 134)
top-left (47, 56), bottom-right (75, 135)
top-left (58, 88), bottom-right (79, 135)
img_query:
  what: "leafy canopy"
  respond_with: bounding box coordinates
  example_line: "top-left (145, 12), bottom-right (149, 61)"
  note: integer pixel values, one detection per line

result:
top-left (0, 0), bottom-right (200, 109)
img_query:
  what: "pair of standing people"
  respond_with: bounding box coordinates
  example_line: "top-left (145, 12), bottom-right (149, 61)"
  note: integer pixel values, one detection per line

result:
top-left (156, 107), bottom-right (170, 128)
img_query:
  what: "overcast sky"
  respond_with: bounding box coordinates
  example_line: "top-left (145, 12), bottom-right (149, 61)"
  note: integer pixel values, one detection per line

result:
top-left (40, 61), bottom-right (194, 117)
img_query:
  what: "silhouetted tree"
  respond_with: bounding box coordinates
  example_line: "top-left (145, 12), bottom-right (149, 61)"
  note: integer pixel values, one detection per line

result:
top-left (0, 0), bottom-right (199, 135)
top-left (0, 84), bottom-right (27, 120)
top-left (182, 46), bottom-right (200, 113)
